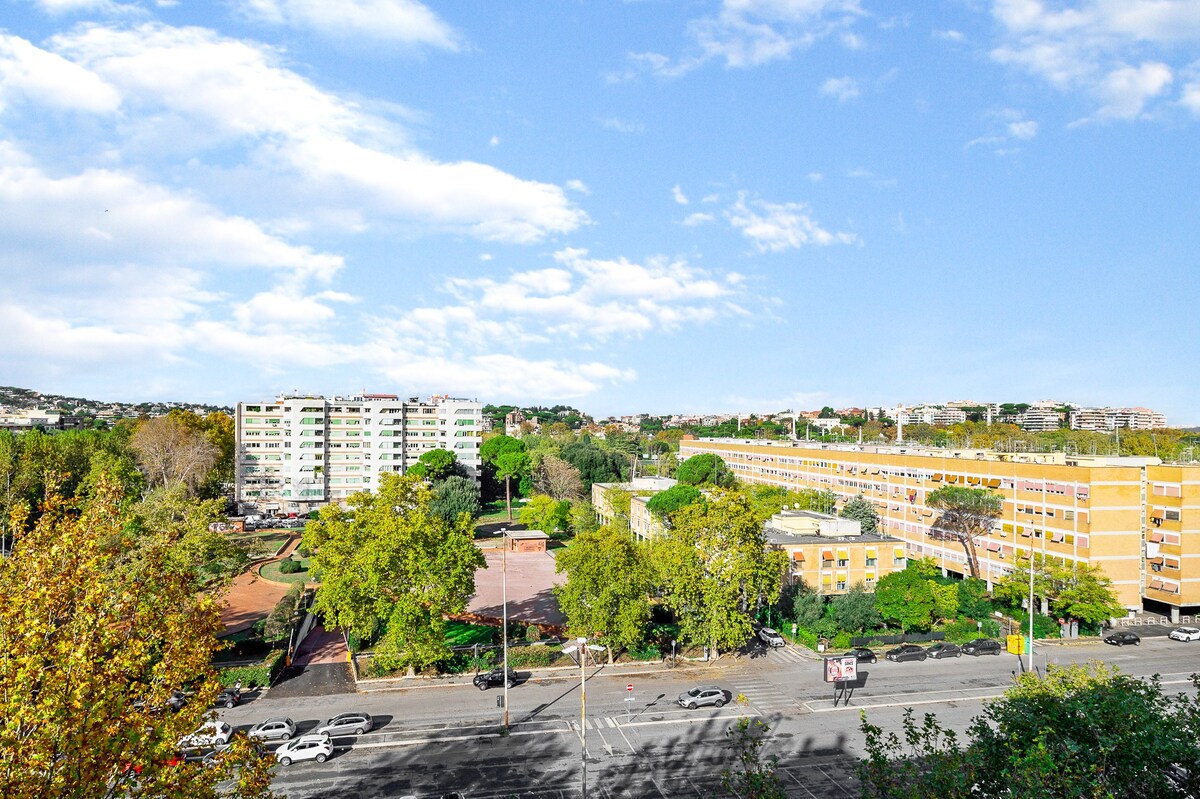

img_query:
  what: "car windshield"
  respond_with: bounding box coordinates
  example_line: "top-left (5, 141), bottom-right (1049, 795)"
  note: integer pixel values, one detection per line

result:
top-left (687, 688), bottom-right (702, 696)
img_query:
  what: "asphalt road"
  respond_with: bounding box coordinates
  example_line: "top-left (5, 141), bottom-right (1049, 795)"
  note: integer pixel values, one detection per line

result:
top-left (216, 636), bottom-right (1200, 798)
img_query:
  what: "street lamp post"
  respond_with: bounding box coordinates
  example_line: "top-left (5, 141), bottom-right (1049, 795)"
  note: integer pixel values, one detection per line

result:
top-left (562, 636), bottom-right (605, 799)
top-left (501, 527), bottom-right (509, 729)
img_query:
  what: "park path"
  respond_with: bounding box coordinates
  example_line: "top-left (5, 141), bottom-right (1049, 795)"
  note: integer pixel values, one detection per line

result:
top-left (219, 534), bottom-right (302, 635)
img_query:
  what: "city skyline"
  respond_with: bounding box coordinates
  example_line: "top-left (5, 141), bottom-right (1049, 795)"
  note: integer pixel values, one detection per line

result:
top-left (3, 2), bottom-right (1199, 424)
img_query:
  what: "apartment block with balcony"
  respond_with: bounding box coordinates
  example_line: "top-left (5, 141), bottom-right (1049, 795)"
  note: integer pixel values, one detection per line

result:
top-left (236, 393), bottom-right (482, 515)
top-left (765, 510), bottom-right (905, 595)
top-left (680, 438), bottom-right (1200, 618)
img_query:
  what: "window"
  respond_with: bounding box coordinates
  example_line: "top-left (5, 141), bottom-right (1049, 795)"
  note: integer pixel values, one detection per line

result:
top-left (1165, 510), bottom-right (1181, 522)
top-left (866, 556), bottom-right (877, 567)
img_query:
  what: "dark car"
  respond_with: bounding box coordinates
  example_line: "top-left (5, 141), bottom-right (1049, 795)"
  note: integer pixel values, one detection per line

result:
top-left (962, 638), bottom-right (1003, 656)
top-left (215, 687), bottom-right (241, 709)
top-left (885, 644), bottom-right (927, 662)
top-left (842, 647), bottom-right (877, 664)
top-left (1105, 631), bottom-right (1141, 647)
top-left (473, 668), bottom-right (517, 690)
top-left (926, 642), bottom-right (961, 659)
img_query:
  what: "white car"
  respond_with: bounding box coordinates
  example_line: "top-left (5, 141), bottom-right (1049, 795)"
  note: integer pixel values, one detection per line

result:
top-left (275, 733), bottom-right (334, 766)
top-left (1169, 626), bottom-right (1200, 642)
top-left (179, 721), bottom-right (232, 748)
top-left (758, 627), bottom-right (785, 648)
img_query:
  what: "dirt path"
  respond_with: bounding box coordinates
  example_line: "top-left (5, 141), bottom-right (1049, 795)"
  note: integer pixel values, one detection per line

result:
top-left (218, 535), bottom-right (302, 635)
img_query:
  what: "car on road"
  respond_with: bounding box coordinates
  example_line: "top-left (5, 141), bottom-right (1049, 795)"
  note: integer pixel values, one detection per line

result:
top-left (316, 711), bottom-right (373, 737)
top-left (885, 644), bottom-right (927, 662)
top-left (179, 721), bottom-right (233, 749)
top-left (757, 627), bottom-right (785, 648)
top-left (842, 647), bottom-right (877, 664)
top-left (248, 717), bottom-right (297, 742)
top-left (677, 686), bottom-right (729, 709)
top-left (275, 733), bottom-right (333, 766)
top-left (925, 642), bottom-right (961, 659)
top-left (961, 638), bottom-right (1003, 656)
top-left (473, 668), bottom-right (517, 690)
top-left (215, 687), bottom-right (241, 709)
top-left (1169, 627), bottom-right (1200, 642)
top-left (1105, 630), bottom-right (1141, 647)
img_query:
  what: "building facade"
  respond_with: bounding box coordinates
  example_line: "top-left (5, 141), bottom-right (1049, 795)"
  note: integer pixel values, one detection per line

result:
top-left (681, 438), bottom-right (1200, 618)
top-left (593, 477), bottom-right (677, 540)
top-left (236, 393), bottom-right (482, 515)
top-left (765, 510), bottom-right (905, 595)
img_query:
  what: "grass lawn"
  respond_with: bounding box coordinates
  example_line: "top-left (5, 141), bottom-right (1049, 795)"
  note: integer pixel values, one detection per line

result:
top-left (259, 557), bottom-right (314, 585)
top-left (228, 530), bottom-right (292, 557)
top-left (445, 620), bottom-right (495, 647)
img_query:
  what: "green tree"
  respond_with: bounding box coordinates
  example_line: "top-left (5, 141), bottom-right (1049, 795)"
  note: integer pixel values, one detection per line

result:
top-left (654, 490), bottom-right (788, 655)
top-left (831, 582), bottom-right (881, 633)
top-left (722, 717), bottom-right (786, 799)
top-left (926, 486), bottom-right (1004, 579)
top-left (858, 663), bottom-right (1200, 798)
top-left (791, 588), bottom-right (826, 629)
top-left (553, 525), bottom-right (653, 654)
top-left (560, 437), bottom-right (626, 490)
top-left (568, 499), bottom-right (599, 535)
top-left (519, 494), bottom-right (570, 532)
top-left (956, 577), bottom-right (992, 619)
top-left (0, 477), bottom-right (275, 799)
top-left (303, 474), bottom-right (484, 672)
top-left (645, 484), bottom-right (703, 523)
top-left (481, 435), bottom-right (530, 522)
top-left (430, 475), bottom-right (482, 525)
top-left (839, 493), bottom-right (879, 534)
top-left (873, 568), bottom-right (936, 632)
top-left (1055, 564), bottom-right (1125, 627)
top-left (818, 406), bottom-right (837, 419)
top-left (676, 453), bottom-right (734, 487)
top-left (930, 582), bottom-right (959, 623)
top-left (414, 448), bottom-right (458, 482)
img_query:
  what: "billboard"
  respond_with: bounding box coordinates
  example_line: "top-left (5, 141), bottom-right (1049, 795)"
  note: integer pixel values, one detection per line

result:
top-left (823, 655), bottom-right (858, 684)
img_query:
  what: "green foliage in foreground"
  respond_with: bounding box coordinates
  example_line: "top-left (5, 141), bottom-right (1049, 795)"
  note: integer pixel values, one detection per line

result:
top-left (859, 662), bottom-right (1200, 799)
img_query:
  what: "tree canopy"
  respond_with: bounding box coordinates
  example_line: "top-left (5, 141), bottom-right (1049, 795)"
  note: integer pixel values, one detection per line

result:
top-left (839, 493), bottom-right (879, 534)
top-left (554, 524), bottom-right (653, 652)
top-left (303, 474), bottom-right (485, 672)
top-left (560, 437), bottom-right (627, 491)
top-left (926, 486), bottom-right (1004, 579)
top-left (645, 484), bottom-right (703, 522)
top-left (653, 490), bottom-right (787, 654)
top-left (872, 566), bottom-right (937, 632)
top-left (430, 475), bottom-right (482, 525)
top-left (0, 477), bottom-right (274, 799)
top-left (675, 453), bottom-right (734, 487)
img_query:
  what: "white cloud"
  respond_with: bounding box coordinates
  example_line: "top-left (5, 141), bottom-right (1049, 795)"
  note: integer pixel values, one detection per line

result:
top-left (726, 193), bottom-right (856, 252)
top-left (617, 0), bottom-right (865, 77)
top-left (1182, 78), bottom-right (1200, 114)
top-left (672, 184), bottom-right (689, 204)
top-left (967, 107), bottom-right (1039, 152)
top-left (682, 212), bottom-right (715, 226)
top-left (807, 171), bottom-right (824, 181)
top-left (1007, 118), bottom-right (1039, 138)
top-left (34, 0), bottom-right (140, 15)
top-left (0, 33), bottom-right (121, 113)
top-left (702, 193), bottom-right (721, 203)
top-left (489, 135), bottom-right (500, 146)
top-left (819, 75), bottom-right (859, 101)
top-left (48, 24), bottom-right (586, 243)
top-left (242, 0), bottom-right (460, 50)
top-left (990, 0), bottom-right (1200, 120)
top-left (565, 179), bottom-right (591, 195)
top-left (934, 29), bottom-right (965, 42)
top-left (599, 116), bottom-right (646, 134)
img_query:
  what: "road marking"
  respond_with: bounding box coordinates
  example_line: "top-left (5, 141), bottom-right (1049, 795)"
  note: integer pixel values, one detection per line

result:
top-left (616, 711), bottom-right (759, 728)
top-left (810, 693), bottom-right (1005, 712)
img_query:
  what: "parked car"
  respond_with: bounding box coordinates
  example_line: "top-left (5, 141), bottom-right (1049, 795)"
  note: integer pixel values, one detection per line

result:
top-left (315, 712), bottom-right (373, 737)
top-left (248, 717), bottom-right (297, 741)
top-left (473, 668), bottom-right (517, 691)
top-left (215, 687), bottom-right (241, 709)
top-left (275, 733), bottom-right (333, 766)
top-left (757, 627), bottom-right (785, 648)
top-left (1105, 631), bottom-right (1141, 647)
top-left (677, 686), bottom-right (729, 709)
top-left (1169, 627), bottom-right (1200, 642)
top-left (842, 647), bottom-right (877, 664)
top-left (885, 644), bottom-right (927, 662)
top-left (961, 638), bottom-right (1003, 656)
top-left (925, 642), bottom-right (961, 659)
top-left (179, 721), bottom-right (233, 749)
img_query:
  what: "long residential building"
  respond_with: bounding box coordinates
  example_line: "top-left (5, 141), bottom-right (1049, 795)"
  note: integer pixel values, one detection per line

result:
top-left (680, 438), bottom-right (1200, 618)
top-left (235, 393), bottom-right (482, 515)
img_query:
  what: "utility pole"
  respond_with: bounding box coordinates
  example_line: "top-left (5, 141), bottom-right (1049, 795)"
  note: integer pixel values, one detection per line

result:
top-left (563, 637), bottom-right (605, 799)
top-left (501, 528), bottom-right (509, 730)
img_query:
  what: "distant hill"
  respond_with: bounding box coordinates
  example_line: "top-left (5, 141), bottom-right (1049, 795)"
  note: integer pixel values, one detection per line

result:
top-left (0, 385), bottom-right (232, 420)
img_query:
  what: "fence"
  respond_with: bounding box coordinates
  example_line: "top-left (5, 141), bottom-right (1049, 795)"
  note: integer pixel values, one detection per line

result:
top-left (851, 631), bottom-right (947, 647)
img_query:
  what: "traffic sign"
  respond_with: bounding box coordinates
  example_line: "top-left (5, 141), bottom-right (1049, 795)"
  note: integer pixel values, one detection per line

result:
top-left (626, 683), bottom-right (633, 692)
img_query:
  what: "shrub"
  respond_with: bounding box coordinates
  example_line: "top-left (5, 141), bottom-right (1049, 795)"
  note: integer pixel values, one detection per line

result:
top-left (628, 643), bottom-right (661, 661)
top-left (278, 557), bottom-right (302, 574)
top-left (219, 649), bottom-right (285, 688)
top-left (831, 631), bottom-right (852, 649)
top-left (1013, 610), bottom-right (1060, 639)
top-left (298, 546), bottom-right (312, 558)
top-left (525, 624), bottom-right (541, 642)
top-left (507, 646), bottom-right (557, 668)
top-left (792, 627), bottom-right (819, 651)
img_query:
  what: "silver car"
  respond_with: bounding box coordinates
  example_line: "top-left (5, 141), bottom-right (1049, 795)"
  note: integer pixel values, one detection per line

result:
top-left (248, 717), bottom-right (297, 741)
top-left (316, 711), bottom-right (373, 737)
top-left (758, 627), bottom-right (785, 648)
top-left (677, 685), bottom-right (728, 709)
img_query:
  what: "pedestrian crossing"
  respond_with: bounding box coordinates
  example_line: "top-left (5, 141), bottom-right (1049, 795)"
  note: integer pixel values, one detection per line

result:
top-left (734, 675), bottom-right (801, 714)
top-left (772, 645), bottom-right (809, 665)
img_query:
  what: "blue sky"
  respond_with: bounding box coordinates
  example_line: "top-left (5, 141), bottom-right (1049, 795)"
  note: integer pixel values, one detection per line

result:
top-left (2, 1), bottom-right (1198, 424)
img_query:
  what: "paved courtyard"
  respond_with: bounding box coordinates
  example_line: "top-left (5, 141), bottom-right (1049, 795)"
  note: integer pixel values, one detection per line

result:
top-left (466, 548), bottom-right (566, 628)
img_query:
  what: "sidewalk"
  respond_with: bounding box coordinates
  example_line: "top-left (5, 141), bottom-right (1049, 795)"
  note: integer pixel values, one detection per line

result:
top-left (219, 535), bottom-right (302, 635)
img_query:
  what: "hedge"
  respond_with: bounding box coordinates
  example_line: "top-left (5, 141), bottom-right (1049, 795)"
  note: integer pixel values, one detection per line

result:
top-left (507, 646), bottom-right (562, 668)
top-left (628, 643), bottom-right (662, 661)
top-left (219, 649), bottom-right (285, 688)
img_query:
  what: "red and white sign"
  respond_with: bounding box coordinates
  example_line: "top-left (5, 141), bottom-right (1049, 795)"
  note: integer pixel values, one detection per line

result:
top-left (627, 684), bottom-right (633, 692)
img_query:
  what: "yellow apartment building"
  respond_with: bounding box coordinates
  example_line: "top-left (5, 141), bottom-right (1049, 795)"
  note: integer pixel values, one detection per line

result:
top-left (765, 510), bottom-right (905, 595)
top-left (680, 438), bottom-right (1200, 619)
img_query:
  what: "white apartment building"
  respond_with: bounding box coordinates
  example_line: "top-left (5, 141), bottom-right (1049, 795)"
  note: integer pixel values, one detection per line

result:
top-left (1070, 406), bottom-right (1168, 432)
top-left (236, 393), bottom-right (482, 515)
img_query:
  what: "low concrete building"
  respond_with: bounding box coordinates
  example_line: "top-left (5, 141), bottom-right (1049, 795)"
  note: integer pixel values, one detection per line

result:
top-left (505, 529), bottom-right (549, 553)
top-left (765, 510), bottom-right (906, 595)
